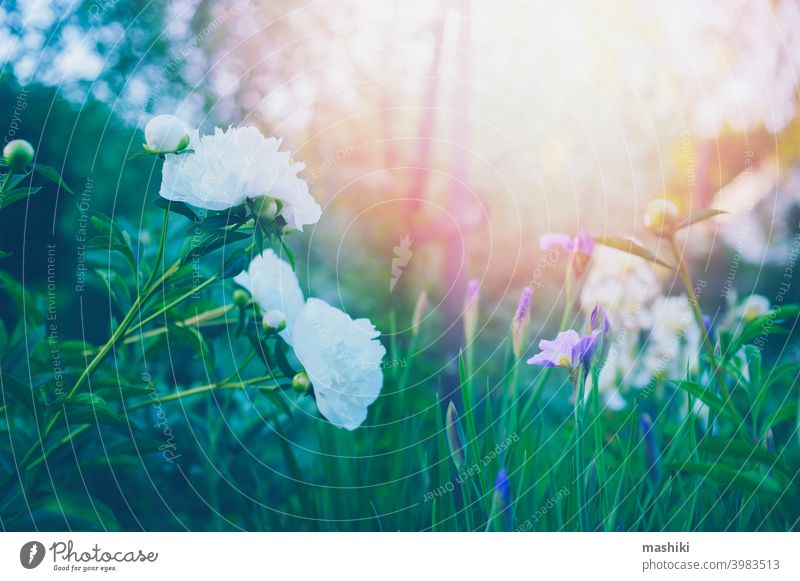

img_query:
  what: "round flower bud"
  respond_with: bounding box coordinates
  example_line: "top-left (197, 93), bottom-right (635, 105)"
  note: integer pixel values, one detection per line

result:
top-left (262, 309), bottom-right (287, 332)
top-left (253, 196), bottom-right (281, 221)
top-left (232, 289), bottom-right (250, 307)
top-left (144, 115), bottom-right (190, 153)
top-left (3, 139), bottom-right (34, 171)
top-left (292, 371), bottom-right (311, 393)
top-left (644, 198), bottom-right (680, 234)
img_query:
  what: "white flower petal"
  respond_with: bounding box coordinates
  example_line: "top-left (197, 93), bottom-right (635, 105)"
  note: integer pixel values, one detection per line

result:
top-left (234, 249), bottom-right (305, 345)
top-left (159, 126), bottom-right (321, 229)
top-left (291, 298), bottom-right (385, 430)
top-left (145, 114), bottom-right (190, 152)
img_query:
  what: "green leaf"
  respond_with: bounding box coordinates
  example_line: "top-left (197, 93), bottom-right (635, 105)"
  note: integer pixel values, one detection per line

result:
top-left (154, 197), bottom-right (198, 222)
top-left (593, 236), bottom-right (674, 268)
top-left (755, 362), bottom-right (800, 420)
top-left (279, 237), bottom-right (296, 270)
top-left (676, 208), bottom-right (727, 230)
top-left (0, 186), bottom-right (42, 209)
top-left (698, 438), bottom-right (787, 476)
top-left (89, 215), bottom-right (112, 237)
top-left (0, 373), bottom-right (38, 413)
top-left (672, 380), bottom-right (737, 422)
top-left (4, 171), bottom-right (32, 192)
top-left (95, 268), bottom-right (133, 313)
top-left (59, 393), bottom-right (125, 426)
top-left (24, 493), bottom-right (120, 531)
top-left (731, 305), bottom-right (800, 351)
top-left (664, 461), bottom-right (782, 497)
top-left (223, 246), bottom-right (249, 278)
top-left (33, 163), bottom-right (73, 193)
top-left (763, 403), bottom-right (798, 431)
top-left (180, 229), bottom-right (251, 263)
top-left (85, 213), bottom-right (137, 273)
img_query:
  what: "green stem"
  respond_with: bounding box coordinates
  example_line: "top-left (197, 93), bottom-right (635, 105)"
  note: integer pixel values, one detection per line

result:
top-left (17, 209), bottom-right (173, 470)
top-left (125, 275), bottom-right (219, 336)
top-left (128, 376), bottom-right (283, 411)
top-left (27, 371), bottom-right (282, 471)
top-left (519, 264), bottom-right (575, 421)
top-left (572, 367), bottom-right (588, 531)
top-left (668, 236), bottom-right (738, 425)
top-left (82, 303), bottom-right (237, 355)
top-left (589, 369), bottom-right (607, 524)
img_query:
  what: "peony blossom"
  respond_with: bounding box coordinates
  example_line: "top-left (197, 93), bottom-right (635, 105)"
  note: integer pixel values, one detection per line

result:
top-left (159, 126), bottom-right (321, 230)
top-left (641, 295), bottom-right (701, 382)
top-left (580, 245), bottom-right (660, 330)
top-left (234, 249), bottom-right (305, 345)
top-left (291, 298), bottom-right (385, 430)
top-left (145, 115), bottom-right (191, 153)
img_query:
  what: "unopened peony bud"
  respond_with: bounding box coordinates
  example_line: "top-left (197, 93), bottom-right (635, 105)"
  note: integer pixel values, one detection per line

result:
top-left (292, 371), bottom-right (311, 393)
top-left (232, 289), bottom-right (250, 307)
top-left (144, 115), bottom-right (190, 153)
top-left (644, 198), bottom-right (680, 235)
top-left (253, 196), bottom-right (281, 221)
top-left (3, 139), bottom-right (34, 171)
top-left (262, 309), bottom-right (287, 332)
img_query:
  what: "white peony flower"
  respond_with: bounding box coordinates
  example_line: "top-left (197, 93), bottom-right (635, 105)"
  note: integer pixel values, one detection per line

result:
top-left (145, 115), bottom-right (191, 153)
top-left (640, 295), bottom-right (701, 384)
top-left (234, 249), bottom-right (305, 345)
top-left (159, 126), bottom-right (321, 230)
top-left (581, 245), bottom-right (660, 330)
top-left (291, 298), bottom-right (385, 430)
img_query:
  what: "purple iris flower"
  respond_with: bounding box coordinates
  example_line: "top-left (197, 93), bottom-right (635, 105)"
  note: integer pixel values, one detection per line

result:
top-left (539, 229), bottom-right (594, 275)
top-left (589, 304), bottom-right (611, 365)
top-left (639, 414), bottom-right (661, 485)
top-left (527, 329), bottom-right (600, 373)
top-left (513, 286), bottom-right (533, 325)
top-left (590, 304), bottom-right (610, 334)
top-left (702, 314), bottom-right (714, 340)
top-left (491, 467), bottom-right (513, 531)
top-left (540, 229), bottom-right (594, 256)
top-left (511, 286), bottom-right (533, 358)
top-left (465, 278), bottom-right (480, 307)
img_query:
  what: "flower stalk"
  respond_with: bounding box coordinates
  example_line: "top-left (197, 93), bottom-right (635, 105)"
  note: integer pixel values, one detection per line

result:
top-left (15, 208), bottom-right (176, 471)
